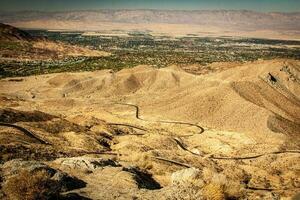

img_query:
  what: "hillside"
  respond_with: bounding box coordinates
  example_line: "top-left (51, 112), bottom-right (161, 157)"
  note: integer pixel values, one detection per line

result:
top-left (0, 23), bottom-right (109, 61)
top-left (0, 59), bottom-right (299, 199)
top-left (0, 23), bottom-right (36, 41)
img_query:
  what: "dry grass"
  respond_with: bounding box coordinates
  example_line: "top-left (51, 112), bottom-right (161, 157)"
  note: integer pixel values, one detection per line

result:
top-left (202, 183), bottom-right (225, 200)
top-left (3, 170), bottom-right (60, 200)
top-left (200, 168), bottom-right (244, 199)
top-left (201, 170), bottom-right (226, 200)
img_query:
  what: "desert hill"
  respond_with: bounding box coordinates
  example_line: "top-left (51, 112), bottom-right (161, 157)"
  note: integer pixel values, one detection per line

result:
top-left (0, 59), bottom-right (299, 199)
top-left (4, 59), bottom-right (297, 137)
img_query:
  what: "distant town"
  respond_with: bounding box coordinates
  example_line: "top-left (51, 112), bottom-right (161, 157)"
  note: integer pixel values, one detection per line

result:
top-left (1, 30), bottom-right (299, 78)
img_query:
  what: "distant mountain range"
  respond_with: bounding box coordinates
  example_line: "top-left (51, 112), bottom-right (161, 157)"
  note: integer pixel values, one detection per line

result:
top-left (1, 10), bottom-right (299, 30)
top-left (0, 10), bottom-right (299, 39)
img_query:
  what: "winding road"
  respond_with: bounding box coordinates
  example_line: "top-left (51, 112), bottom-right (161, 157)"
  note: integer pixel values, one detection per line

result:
top-left (112, 102), bottom-right (300, 161)
top-left (114, 102), bottom-right (205, 135)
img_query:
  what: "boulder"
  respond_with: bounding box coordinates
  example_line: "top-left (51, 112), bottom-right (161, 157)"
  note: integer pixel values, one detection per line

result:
top-left (1, 159), bottom-right (55, 177)
top-left (53, 156), bottom-right (120, 171)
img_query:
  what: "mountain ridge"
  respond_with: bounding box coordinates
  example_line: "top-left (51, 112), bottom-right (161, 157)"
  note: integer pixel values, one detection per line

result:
top-left (1, 9), bottom-right (299, 30)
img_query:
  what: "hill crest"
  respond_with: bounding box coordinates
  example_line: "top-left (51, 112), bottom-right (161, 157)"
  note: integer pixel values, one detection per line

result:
top-left (0, 23), bottom-right (36, 42)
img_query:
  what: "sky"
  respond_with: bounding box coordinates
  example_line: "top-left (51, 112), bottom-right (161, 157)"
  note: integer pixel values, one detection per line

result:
top-left (0, 0), bottom-right (299, 12)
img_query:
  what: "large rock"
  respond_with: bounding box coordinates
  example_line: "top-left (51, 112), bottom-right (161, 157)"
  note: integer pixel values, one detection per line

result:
top-left (53, 156), bottom-right (120, 171)
top-left (1, 159), bottom-right (55, 177)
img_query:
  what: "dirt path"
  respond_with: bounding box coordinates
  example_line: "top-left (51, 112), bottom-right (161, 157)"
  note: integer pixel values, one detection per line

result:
top-left (114, 102), bottom-right (205, 135)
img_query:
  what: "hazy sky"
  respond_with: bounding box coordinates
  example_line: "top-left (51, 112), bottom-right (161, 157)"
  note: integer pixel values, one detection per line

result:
top-left (0, 0), bottom-right (299, 12)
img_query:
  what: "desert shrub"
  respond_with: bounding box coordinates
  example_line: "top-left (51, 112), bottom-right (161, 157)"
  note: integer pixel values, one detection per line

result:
top-left (3, 170), bottom-right (60, 200)
top-left (201, 168), bottom-right (244, 199)
top-left (202, 183), bottom-right (225, 200)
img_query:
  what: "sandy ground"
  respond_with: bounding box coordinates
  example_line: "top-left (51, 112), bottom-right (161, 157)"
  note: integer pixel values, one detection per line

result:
top-left (0, 59), bottom-right (299, 199)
